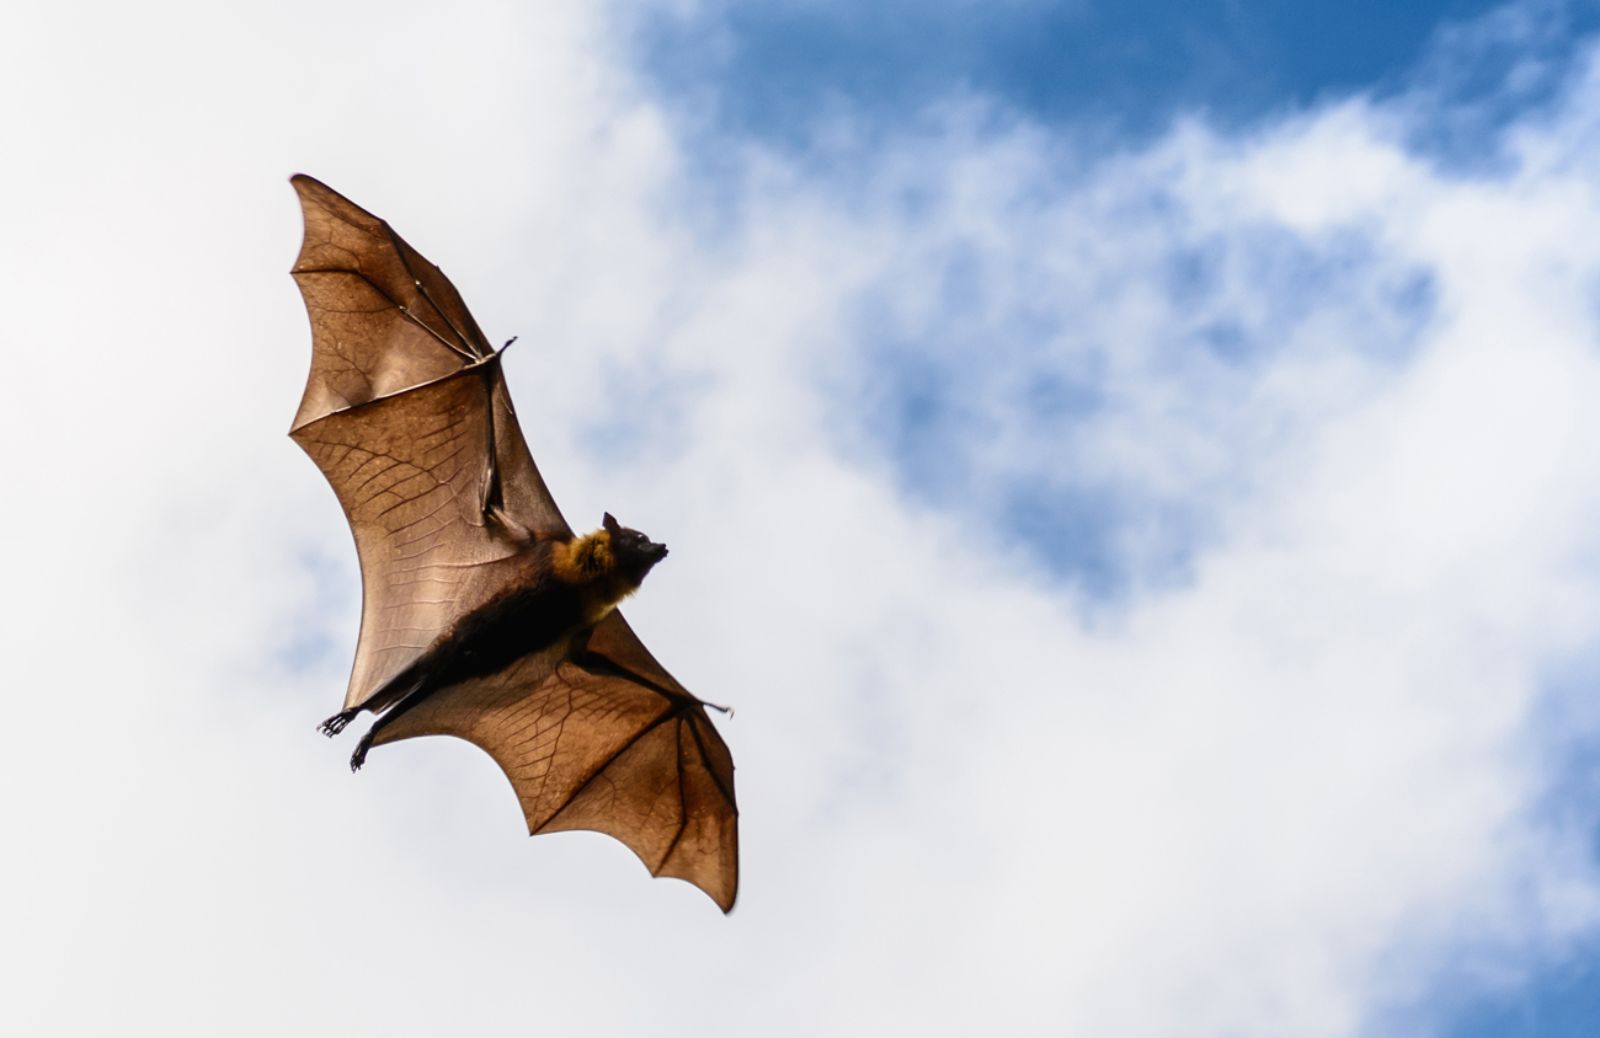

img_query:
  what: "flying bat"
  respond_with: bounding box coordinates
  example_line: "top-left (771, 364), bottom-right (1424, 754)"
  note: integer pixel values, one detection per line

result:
top-left (287, 174), bottom-right (738, 911)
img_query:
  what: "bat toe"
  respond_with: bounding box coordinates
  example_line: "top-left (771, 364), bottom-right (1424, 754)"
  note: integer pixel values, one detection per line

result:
top-left (319, 708), bottom-right (359, 737)
top-left (350, 730), bottom-right (375, 772)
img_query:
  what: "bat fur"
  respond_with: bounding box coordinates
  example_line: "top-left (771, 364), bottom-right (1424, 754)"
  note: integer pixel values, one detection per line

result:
top-left (288, 174), bottom-right (738, 911)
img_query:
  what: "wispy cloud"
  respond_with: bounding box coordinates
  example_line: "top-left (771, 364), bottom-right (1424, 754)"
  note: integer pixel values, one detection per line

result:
top-left (3, 1), bottom-right (1599, 1035)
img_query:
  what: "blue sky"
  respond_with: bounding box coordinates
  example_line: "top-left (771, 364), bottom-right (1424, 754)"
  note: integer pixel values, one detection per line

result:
top-left (635, 0), bottom-right (1599, 147)
top-left (629, 0), bottom-right (1600, 598)
top-left (630, 2), bottom-right (1600, 1033)
top-left (6, 1), bottom-right (1600, 1035)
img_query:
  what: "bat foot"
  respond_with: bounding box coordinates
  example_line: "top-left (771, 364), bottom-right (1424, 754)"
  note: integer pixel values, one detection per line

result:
top-left (350, 730), bottom-right (375, 773)
top-left (319, 708), bottom-right (359, 738)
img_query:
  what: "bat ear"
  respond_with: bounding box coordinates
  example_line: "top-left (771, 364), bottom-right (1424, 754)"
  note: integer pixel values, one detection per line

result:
top-left (602, 512), bottom-right (620, 535)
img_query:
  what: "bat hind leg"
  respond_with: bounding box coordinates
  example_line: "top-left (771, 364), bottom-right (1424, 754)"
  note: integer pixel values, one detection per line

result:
top-left (350, 728), bottom-right (376, 773)
top-left (318, 707), bottom-right (361, 737)
top-left (347, 682), bottom-right (431, 773)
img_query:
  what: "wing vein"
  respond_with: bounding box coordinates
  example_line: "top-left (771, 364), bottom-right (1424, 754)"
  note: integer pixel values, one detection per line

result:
top-left (685, 716), bottom-right (738, 813)
top-left (381, 223), bottom-right (483, 362)
top-left (652, 722), bottom-right (691, 875)
top-left (530, 707), bottom-right (675, 833)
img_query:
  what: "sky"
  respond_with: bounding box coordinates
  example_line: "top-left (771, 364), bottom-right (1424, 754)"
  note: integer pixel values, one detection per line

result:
top-left (3, 0), bottom-right (1600, 1035)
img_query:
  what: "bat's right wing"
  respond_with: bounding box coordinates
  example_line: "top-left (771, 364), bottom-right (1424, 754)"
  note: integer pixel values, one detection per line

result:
top-left (288, 175), bottom-right (572, 712)
top-left (371, 612), bottom-right (740, 912)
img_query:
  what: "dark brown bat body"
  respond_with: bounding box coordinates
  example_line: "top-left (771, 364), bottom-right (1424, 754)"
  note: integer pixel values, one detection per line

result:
top-left (288, 175), bottom-right (737, 911)
top-left (332, 523), bottom-right (672, 766)
top-left (419, 555), bottom-right (585, 687)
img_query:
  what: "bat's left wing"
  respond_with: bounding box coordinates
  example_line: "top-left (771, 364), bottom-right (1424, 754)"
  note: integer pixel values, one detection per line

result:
top-left (287, 175), bottom-right (572, 713)
top-left (372, 612), bottom-right (740, 912)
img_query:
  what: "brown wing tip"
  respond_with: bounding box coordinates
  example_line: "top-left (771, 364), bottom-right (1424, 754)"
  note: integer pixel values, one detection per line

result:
top-left (651, 832), bottom-right (739, 913)
top-left (650, 860), bottom-right (740, 914)
top-left (288, 173), bottom-right (387, 249)
top-left (289, 172), bottom-right (348, 206)
top-left (711, 875), bottom-right (740, 914)
top-left (686, 875), bottom-right (738, 915)
top-left (526, 820), bottom-right (739, 913)
top-left (288, 172), bottom-right (340, 212)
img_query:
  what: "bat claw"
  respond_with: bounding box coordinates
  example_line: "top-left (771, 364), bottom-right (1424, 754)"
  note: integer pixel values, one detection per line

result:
top-left (350, 731), bottom-right (375, 772)
top-left (319, 708), bottom-right (359, 738)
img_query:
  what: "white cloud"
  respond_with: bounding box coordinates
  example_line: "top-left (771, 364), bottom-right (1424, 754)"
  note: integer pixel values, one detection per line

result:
top-left (3, 2), bottom-right (1600, 1036)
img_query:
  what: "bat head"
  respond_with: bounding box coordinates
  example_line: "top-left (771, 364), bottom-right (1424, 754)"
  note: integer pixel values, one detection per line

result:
top-left (602, 512), bottom-right (669, 582)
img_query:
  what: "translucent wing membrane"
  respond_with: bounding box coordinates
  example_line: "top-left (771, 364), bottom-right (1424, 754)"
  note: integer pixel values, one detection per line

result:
top-left (290, 174), bottom-right (490, 432)
top-left (291, 367), bottom-right (530, 709)
top-left (374, 613), bottom-right (739, 911)
top-left (287, 175), bottom-right (737, 910)
top-left (288, 176), bottom-right (571, 708)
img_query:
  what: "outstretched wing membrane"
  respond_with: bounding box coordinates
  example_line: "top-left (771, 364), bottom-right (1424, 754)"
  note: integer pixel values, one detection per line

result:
top-left (290, 173), bottom-right (489, 425)
top-left (288, 174), bottom-right (571, 710)
top-left (372, 611), bottom-right (740, 911)
top-left (288, 176), bottom-right (738, 911)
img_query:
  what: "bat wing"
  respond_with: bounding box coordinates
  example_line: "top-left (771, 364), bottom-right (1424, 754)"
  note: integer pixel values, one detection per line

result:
top-left (372, 611), bottom-right (740, 912)
top-left (288, 174), bottom-right (571, 711)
